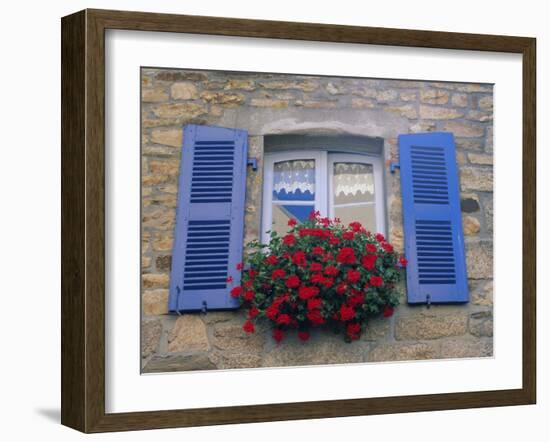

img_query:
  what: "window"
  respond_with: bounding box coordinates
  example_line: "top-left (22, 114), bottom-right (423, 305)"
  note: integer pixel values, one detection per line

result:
top-left (262, 150), bottom-right (385, 243)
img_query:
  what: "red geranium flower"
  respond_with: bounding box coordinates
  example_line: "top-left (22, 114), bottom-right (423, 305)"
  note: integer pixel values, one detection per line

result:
top-left (309, 210), bottom-right (321, 220)
top-left (340, 304), bottom-right (356, 321)
top-left (375, 233), bottom-right (385, 242)
top-left (336, 247), bottom-right (356, 264)
top-left (292, 251), bottom-right (307, 267)
top-left (310, 262), bottom-right (323, 272)
top-left (285, 275), bottom-right (300, 288)
top-left (343, 231), bottom-right (355, 240)
top-left (399, 256), bottom-right (408, 267)
top-left (361, 255), bottom-right (377, 271)
top-left (283, 234), bottom-right (296, 246)
top-left (321, 277), bottom-right (334, 288)
top-left (310, 272), bottom-right (325, 284)
top-left (306, 309), bottom-right (325, 325)
top-left (226, 276), bottom-right (233, 283)
top-left (312, 246), bottom-right (325, 255)
top-left (272, 268), bottom-right (286, 280)
top-left (346, 322), bottom-right (361, 340)
top-left (248, 306), bottom-right (259, 319)
top-left (307, 297), bottom-right (322, 310)
top-left (236, 262), bottom-right (244, 270)
top-left (265, 255), bottom-right (278, 265)
top-left (348, 293), bottom-right (365, 307)
top-left (381, 242), bottom-right (394, 253)
top-left (336, 283), bottom-right (348, 295)
top-left (383, 305), bottom-right (394, 317)
top-left (266, 304), bottom-right (279, 320)
top-left (324, 265), bottom-right (339, 276)
top-left (230, 286), bottom-right (243, 298)
top-left (243, 320), bottom-right (255, 334)
top-left (288, 218), bottom-right (297, 227)
top-left (365, 243), bottom-right (377, 254)
top-left (346, 269), bottom-right (361, 284)
top-left (348, 221), bottom-right (362, 232)
top-left (369, 275), bottom-right (383, 287)
top-left (298, 331), bottom-right (311, 342)
top-left (244, 290), bottom-right (255, 301)
top-left (298, 285), bottom-right (319, 300)
top-left (272, 328), bottom-right (284, 343)
top-left (329, 236), bottom-right (340, 245)
top-left (276, 313), bottom-right (291, 325)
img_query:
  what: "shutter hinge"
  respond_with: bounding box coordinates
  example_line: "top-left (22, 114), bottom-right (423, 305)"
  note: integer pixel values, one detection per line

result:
top-left (390, 161), bottom-right (400, 174)
top-left (426, 294), bottom-right (431, 309)
top-left (247, 158), bottom-right (258, 171)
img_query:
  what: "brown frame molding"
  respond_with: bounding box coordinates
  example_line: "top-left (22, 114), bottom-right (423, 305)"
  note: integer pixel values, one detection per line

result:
top-left (61, 8), bottom-right (536, 433)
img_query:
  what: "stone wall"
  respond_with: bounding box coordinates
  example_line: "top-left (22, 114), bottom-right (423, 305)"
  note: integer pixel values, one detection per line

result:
top-left (140, 68), bottom-right (493, 373)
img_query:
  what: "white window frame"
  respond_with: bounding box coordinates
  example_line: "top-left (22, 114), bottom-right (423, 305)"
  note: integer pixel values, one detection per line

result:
top-left (261, 150), bottom-right (385, 244)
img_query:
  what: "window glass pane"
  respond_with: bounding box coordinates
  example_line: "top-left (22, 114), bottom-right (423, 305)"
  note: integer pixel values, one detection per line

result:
top-left (333, 162), bottom-right (374, 204)
top-left (334, 204), bottom-right (377, 232)
top-left (271, 204), bottom-right (315, 237)
top-left (273, 159), bottom-right (315, 201)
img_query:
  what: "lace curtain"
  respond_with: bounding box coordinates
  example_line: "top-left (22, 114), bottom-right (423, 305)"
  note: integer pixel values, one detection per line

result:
top-left (273, 160), bottom-right (315, 196)
top-left (333, 162), bottom-right (374, 196)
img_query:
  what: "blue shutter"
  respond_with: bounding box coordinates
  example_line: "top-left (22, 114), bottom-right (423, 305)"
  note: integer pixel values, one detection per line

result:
top-left (168, 124), bottom-right (248, 312)
top-left (398, 132), bottom-right (469, 304)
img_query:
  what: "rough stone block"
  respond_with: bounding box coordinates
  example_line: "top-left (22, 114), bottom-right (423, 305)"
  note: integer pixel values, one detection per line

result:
top-left (142, 289), bottom-right (169, 315)
top-left (419, 105), bottom-right (463, 119)
top-left (385, 105), bottom-right (417, 119)
top-left (258, 80), bottom-right (319, 92)
top-left (200, 91), bottom-right (245, 105)
top-left (451, 93), bottom-right (469, 107)
top-left (468, 153), bottom-right (493, 165)
top-left (466, 241), bottom-right (493, 279)
top-left (142, 273), bottom-right (170, 289)
top-left (362, 318), bottom-right (391, 341)
top-left (395, 313), bottom-right (468, 340)
top-left (144, 353), bottom-right (215, 373)
top-left (262, 332), bottom-right (366, 367)
top-left (250, 98), bottom-right (289, 108)
top-left (477, 95), bottom-right (493, 110)
top-left (209, 351), bottom-right (263, 369)
top-left (152, 102), bottom-right (206, 119)
top-left (440, 338), bottom-right (492, 358)
top-left (351, 98), bottom-right (375, 109)
top-left (225, 79), bottom-right (256, 91)
top-left (142, 318), bottom-right (162, 358)
top-left (142, 87), bottom-right (169, 103)
top-left (460, 167), bottom-right (493, 192)
top-left (444, 121), bottom-right (485, 138)
top-left (150, 128), bottom-right (183, 147)
top-left (462, 215), bottom-right (481, 235)
top-left (212, 323), bottom-right (265, 352)
top-left (469, 311), bottom-right (493, 337)
top-left (171, 82), bottom-right (198, 100)
top-left (368, 342), bottom-right (439, 362)
top-left (420, 89), bottom-right (450, 104)
top-left (168, 315), bottom-right (210, 353)
top-left (471, 280), bottom-right (493, 306)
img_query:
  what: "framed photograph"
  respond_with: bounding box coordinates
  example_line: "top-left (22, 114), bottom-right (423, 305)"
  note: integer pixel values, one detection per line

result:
top-left (61, 9), bottom-right (536, 433)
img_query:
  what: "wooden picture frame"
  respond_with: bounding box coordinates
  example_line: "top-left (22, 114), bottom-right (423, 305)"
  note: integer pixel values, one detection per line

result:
top-left (61, 8), bottom-right (536, 433)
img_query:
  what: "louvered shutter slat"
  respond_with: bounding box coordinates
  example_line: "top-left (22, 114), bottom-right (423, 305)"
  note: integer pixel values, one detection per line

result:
top-left (168, 125), bottom-right (248, 312)
top-left (399, 132), bottom-right (469, 304)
